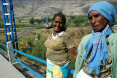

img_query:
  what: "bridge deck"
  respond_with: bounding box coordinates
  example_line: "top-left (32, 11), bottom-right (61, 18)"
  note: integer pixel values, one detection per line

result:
top-left (0, 53), bottom-right (26, 78)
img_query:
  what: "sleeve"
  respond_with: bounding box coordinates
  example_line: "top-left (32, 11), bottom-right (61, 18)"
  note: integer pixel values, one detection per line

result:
top-left (73, 34), bottom-right (92, 78)
top-left (73, 36), bottom-right (86, 78)
top-left (63, 33), bottom-right (75, 49)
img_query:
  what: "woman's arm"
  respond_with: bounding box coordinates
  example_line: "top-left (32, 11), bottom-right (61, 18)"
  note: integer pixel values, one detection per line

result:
top-left (69, 47), bottom-right (77, 61)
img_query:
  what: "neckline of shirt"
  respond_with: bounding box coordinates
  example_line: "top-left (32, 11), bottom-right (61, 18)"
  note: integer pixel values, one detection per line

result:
top-left (52, 31), bottom-right (64, 40)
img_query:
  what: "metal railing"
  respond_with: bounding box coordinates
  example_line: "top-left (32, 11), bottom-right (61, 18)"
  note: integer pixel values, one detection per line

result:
top-left (17, 23), bottom-right (47, 39)
top-left (0, 42), bottom-right (74, 78)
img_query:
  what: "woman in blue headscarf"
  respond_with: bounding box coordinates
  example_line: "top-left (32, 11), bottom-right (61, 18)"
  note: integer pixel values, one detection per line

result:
top-left (73, 1), bottom-right (117, 78)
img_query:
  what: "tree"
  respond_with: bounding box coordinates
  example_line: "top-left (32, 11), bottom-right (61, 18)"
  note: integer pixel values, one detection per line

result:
top-left (35, 19), bottom-right (41, 24)
top-left (30, 17), bottom-right (35, 24)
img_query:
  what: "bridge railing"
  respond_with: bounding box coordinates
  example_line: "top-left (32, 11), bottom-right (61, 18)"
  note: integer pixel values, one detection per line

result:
top-left (0, 42), bottom-right (74, 78)
top-left (0, 43), bottom-right (8, 55)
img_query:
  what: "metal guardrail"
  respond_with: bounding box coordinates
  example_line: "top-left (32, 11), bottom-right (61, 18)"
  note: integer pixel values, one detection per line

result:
top-left (0, 48), bottom-right (8, 55)
top-left (0, 42), bottom-right (74, 78)
top-left (12, 56), bottom-right (45, 78)
top-left (10, 48), bottom-right (46, 64)
top-left (0, 43), bottom-right (7, 47)
top-left (0, 43), bottom-right (8, 55)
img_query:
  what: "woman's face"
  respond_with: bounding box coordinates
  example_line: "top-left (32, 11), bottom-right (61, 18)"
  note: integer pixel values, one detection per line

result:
top-left (53, 16), bottom-right (64, 33)
top-left (88, 10), bottom-right (108, 32)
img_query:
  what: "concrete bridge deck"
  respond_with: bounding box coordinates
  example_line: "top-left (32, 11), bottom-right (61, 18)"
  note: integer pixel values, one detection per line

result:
top-left (0, 52), bottom-right (26, 78)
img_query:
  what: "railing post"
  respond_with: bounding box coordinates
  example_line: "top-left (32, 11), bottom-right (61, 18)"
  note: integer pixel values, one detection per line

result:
top-left (35, 31), bottom-right (38, 41)
top-left (6, 41), bottom-right (15, 64)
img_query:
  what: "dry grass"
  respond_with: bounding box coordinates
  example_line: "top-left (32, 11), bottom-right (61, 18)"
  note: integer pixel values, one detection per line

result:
top-left (66, 27), bottom-right (92, 47)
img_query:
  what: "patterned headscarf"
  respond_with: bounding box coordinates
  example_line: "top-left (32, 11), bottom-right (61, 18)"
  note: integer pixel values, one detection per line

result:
top-left (87, 1), bottom-right (116, 23)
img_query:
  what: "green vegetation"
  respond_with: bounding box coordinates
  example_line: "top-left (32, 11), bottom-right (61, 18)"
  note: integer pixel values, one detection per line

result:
top-left (15, 22), bottom-right (37, 27)
top-left (65, 15), bottom-right (90, 27)
top-left (0, 19), bottom-right (4, 28)
top-left (35, 16), bottom-right (47, 25)
top-left (30, 17), bottom-right (35, 24)
top-left (0, 29), bottom-right (6, 51)
top-left (17, 30), bottom-right (48, 66)
top-left (115, 19), bottom-right (117, 25)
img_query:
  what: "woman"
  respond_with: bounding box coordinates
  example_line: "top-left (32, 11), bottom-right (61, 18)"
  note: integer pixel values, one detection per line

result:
top-left (73, 1), bottom-right (117, 78)
top-left (44, 12), bottom-right (77, 78)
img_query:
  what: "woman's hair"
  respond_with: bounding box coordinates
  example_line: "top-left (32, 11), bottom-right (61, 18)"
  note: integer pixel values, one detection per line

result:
top-left (53, 12), bottom-right (66, 25)
top-left (108, 21), bottom-right (115, 27)
top-left (53, 12), bottom-right (67, 31)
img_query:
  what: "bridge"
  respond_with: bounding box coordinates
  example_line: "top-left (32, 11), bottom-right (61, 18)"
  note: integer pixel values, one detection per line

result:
top-left (0, 0), bottom-right (74, 78)
top-left (0, 50), bottom-right (26, 78)
top-left (0, 42), bottom-right (74, 78)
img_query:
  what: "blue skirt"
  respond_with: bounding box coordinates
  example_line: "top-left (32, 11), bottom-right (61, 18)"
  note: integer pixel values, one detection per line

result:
top-left (46, 59), bottom-right (70, 78)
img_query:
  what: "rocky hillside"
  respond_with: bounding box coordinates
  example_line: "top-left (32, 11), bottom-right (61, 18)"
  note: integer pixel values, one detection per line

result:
top-left (0, 0), bottom-right (117, 19)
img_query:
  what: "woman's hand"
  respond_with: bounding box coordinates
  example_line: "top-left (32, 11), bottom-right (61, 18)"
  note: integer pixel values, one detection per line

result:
top-left (45, 61), bottom-right (47, 65)
top-left (69, 47), bottom-right (77, 61)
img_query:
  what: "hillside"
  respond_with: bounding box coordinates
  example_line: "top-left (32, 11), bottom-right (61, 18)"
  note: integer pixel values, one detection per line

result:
top-left (0, 0), bottom-right (117, 19)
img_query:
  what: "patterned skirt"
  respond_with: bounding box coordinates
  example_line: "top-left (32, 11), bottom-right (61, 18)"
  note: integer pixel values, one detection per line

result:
top-left (46, 59), bottom-right (70, 78)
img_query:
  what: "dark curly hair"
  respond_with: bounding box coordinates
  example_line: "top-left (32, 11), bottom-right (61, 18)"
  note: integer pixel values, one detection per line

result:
top-left (53, 12), bottom-right (67, 31)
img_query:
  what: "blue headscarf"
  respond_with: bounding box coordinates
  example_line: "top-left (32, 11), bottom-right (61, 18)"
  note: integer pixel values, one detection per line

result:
top-left (84, 1), bottom-right (116, 75)
top-left (88, 1), bottom-right (116, 23)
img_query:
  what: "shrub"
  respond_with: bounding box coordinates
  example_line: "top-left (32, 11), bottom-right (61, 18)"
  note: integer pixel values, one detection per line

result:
top-left (70, 23), bottom-right (76, 27)
top-left (30, 17), bottom-right (35, 24)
